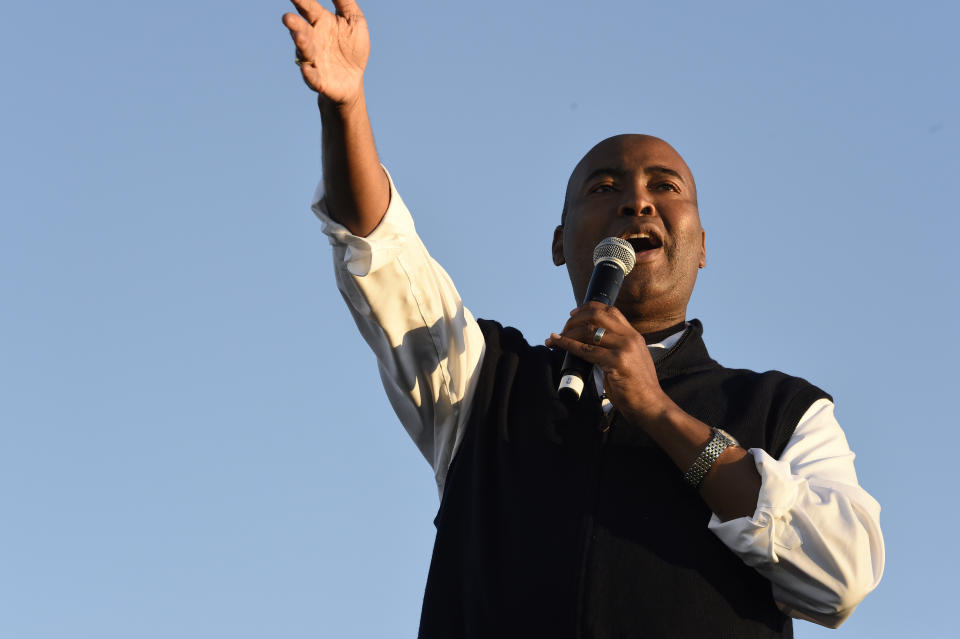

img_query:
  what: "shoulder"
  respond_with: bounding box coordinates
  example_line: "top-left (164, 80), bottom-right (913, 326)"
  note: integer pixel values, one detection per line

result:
top-left (476, 318), bottom-right (558, 362)
top-left (671, 356), bottom-right (832, 457)
top-left (722, 365), bottom-right (831, 411)
top-left (474, 319), bottom-right (566, 395)
top-left (698, 363), bottom-right (832, 421)
top-left (476, 318), bottom-right (524, 350)
top-left (722, 367), bottom-right (833, 457)
top-left (706, 362), bottom-right (829, 392)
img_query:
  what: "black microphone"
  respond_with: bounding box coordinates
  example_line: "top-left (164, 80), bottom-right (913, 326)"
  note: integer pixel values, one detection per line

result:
top-left (557, 237), bottom-right (636, 401)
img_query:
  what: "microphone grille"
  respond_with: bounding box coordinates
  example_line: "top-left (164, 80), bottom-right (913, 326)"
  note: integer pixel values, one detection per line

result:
top-left (593, 237), bottom-right (636, 274)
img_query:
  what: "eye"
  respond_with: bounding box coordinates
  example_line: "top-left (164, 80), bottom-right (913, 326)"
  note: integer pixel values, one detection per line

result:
top-left (589, 183), bottom-right (616, 193)
top-left (651, 181), bottom-right (680, 193)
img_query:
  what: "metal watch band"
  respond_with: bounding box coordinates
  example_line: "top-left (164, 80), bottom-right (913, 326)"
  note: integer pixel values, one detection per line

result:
top-left (683, 428), bottom-right (738, 489)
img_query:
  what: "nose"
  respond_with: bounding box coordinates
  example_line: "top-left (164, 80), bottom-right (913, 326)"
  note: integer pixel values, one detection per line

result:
top-left (619, 187), bottom-right (655, 217)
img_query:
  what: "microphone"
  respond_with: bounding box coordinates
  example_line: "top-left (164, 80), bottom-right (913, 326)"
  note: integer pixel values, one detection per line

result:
top-left (557, 237), bottom-right (636, 401)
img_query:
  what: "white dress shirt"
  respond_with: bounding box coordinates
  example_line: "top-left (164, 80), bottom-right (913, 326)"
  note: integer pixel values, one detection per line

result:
top-left (311, 168), bottom-right (884, 628)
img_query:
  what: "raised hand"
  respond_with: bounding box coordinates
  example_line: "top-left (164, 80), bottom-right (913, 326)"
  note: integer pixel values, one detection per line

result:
top-left (282, 0), bottom-right (370, 108)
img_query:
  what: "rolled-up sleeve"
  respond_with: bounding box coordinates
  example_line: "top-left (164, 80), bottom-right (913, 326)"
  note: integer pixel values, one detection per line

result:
top-left (312, 168), bottom-right (485, 496)
top-left (708, 398), bottom-right (885, 628)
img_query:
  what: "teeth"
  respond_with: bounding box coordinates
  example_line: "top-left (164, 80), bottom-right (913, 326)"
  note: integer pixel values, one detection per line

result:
top-left (623, 231), bottom-right (662, 254)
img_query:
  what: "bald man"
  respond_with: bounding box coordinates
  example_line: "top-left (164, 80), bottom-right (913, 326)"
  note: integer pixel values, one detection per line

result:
top-left (283, 2), bottom-right (884, 637)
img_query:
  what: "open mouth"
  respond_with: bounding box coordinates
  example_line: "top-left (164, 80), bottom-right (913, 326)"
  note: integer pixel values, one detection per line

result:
top-left (624, 233), bottom-right (663, 254)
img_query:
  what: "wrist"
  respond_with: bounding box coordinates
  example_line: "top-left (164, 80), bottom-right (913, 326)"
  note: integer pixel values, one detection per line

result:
top-left (318, 87), bottom-right (367, 120)
top-left (620, 392), bottom-right (678, 432)
top-left (683, 428), bottom-right (739, 489)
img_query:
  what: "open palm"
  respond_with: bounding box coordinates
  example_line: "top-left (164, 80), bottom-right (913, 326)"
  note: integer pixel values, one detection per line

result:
top-left (283, 0), bottom-right (370, 107)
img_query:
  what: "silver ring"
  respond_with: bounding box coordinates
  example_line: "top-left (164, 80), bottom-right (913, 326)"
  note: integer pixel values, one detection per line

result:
top-left (592, 327), bottom-right (606, 345)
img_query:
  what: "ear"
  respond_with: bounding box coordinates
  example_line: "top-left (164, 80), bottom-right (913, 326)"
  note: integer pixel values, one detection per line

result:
top-left (699, 228), bottom-right (706, 268)
top-left (552, 225), bottom-right (566, 266)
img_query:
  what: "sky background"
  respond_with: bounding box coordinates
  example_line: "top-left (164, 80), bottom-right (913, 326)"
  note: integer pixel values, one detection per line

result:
top-left (2, 1), bottom-right (957, 637)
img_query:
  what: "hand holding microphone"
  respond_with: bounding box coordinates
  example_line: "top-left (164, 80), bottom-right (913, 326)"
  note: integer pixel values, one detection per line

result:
top-left (555, 237), bottom-right (636, 401)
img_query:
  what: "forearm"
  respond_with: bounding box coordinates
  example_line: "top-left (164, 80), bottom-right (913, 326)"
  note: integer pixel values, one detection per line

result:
top-left (283, 0), bottom-right (385, 234)
top-left (319, 89), bottom-right (389, 237)
top-left (643, 400), bottom-right (883, 626)
top-left (640, 402), bottom-right (761, 521)
top-left (709, 400), bottom-right (885, 627)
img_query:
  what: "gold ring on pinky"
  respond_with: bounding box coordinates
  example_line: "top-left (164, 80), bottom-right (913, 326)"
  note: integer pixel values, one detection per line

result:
top-left (592, 327), bottom-right (606, 345)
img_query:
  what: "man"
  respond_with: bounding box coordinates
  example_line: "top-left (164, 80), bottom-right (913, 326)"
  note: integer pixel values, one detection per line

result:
top-left (282, 1), bottom-right (884, 637)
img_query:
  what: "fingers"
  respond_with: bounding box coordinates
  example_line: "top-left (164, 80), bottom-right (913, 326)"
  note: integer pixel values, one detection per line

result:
top-left (569, 301), bottom-right (628, 323)
top-left (549, 312), bottom-right (625, 356)
top-left (545, 332), bottom-right (607, 365)
top-left (554, 318), bottom-right (612, 348)
top-left (563, 304), bottom-right (632, 339)
top-left (548, 301), bottom-right (650, 359)
top-left (331, 0), bottom-right (363, 15)
top-left (281, 15), bottom-right (318, 90)
top-left (281, 12), bottom-right (319, 62)
top-left (282, 11), bottom-right (308, 32)
top-left (290, 0), bottom-right (328, 24)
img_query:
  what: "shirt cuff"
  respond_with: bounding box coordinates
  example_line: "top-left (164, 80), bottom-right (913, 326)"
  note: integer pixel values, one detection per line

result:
top-left (311, 166), bottom-right (417, 277)
top-left (707, 448), bottom-right (804, 565)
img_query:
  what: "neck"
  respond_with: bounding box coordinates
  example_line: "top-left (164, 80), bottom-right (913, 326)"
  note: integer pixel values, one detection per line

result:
top-left (618, 305), bottom-right (688, 337)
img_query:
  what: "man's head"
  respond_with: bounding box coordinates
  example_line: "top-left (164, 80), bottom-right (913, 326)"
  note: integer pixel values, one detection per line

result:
top-left (552, 134), bottom-right (705, 331)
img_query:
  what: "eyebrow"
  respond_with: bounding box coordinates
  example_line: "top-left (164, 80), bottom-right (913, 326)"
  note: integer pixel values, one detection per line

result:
top-left (581, 167), bottom-right (627, 185)
top-left (646, 165), bottom-right (686, 183)
top-left (581, 165), bottom-right (686, 186)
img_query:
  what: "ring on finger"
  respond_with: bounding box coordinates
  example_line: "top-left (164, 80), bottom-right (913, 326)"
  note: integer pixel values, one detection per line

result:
top-left (592, 327), bottom-right (606, 345)
top-left (295, 50), bottom-right (308, 66)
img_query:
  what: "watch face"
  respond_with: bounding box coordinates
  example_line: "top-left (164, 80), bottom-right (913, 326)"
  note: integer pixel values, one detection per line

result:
top-left (718, 429), bottom-right (739, 447)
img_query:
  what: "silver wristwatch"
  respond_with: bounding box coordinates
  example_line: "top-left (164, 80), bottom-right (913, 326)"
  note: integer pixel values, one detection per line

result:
top-left (683, 428), bottom-right (739, 489)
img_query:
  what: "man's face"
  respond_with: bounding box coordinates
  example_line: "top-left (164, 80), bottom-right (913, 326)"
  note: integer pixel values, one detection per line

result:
top-left (552, 134), bottom-right (705, 324)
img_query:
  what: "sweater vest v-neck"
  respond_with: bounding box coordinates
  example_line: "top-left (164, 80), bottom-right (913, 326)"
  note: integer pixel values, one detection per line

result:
top-left (418, 319), bottom-right (830, 639)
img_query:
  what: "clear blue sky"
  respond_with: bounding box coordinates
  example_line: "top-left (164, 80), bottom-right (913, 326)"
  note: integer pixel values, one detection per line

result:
top-left (2, 1), bottom-right (957, 637)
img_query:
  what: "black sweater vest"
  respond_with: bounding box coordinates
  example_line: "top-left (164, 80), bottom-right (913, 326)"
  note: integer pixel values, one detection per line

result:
top-left (418, 319), bottom-right (830, 639)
